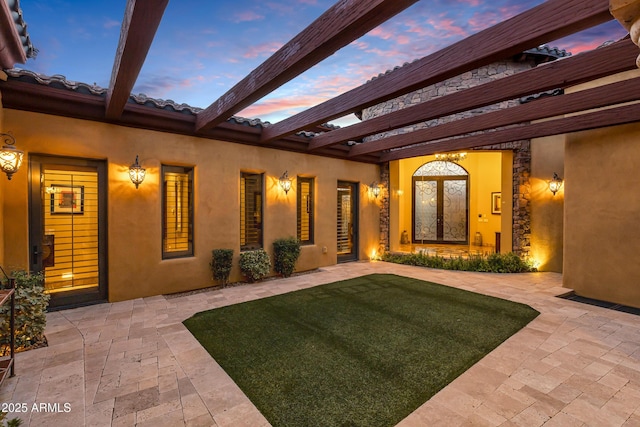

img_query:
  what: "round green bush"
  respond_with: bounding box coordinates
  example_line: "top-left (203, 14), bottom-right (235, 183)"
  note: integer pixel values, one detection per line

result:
top-left (239, 249), bottom-right (271, 282)
top-left (273, 237), bottom-right (301, 277)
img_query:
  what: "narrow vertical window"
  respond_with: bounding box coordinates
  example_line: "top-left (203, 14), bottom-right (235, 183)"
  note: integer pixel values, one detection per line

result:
top-left (240, 172), bottom-right (263, 250)
top-left (162, 165), bottom-right (194, 258)
top-left (297, 177), bottom-right (314, 244)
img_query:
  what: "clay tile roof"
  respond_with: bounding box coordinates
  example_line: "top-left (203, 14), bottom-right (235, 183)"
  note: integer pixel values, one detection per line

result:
top-left (2, 68), bottom-right (322, 138)
top-left (4, 0), bottom-right (37, 59)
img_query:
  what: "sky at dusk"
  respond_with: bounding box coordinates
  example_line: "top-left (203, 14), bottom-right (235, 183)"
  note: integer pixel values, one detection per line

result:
top-left (17, 0), bottom-right (628, 126)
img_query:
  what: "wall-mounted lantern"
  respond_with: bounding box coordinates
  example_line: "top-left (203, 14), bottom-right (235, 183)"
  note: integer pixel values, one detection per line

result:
top-left (279, 171), bottom-right (292, 194)
top-left (129, 155), bottom-right (146, 189)
top-left (370, 181), bottom-right (381, 198)
top-left (0, 133), bottom-right (24, 180)
top-left (549, 172), bottom-right (563, 196)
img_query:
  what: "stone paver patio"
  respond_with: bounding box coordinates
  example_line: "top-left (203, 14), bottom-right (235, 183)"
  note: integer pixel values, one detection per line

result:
top-left (1, 261), bottom-right (640, 426)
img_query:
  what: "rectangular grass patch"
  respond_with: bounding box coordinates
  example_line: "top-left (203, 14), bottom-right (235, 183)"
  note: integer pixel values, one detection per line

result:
top-left (184, 274), bottom-right (539, 426)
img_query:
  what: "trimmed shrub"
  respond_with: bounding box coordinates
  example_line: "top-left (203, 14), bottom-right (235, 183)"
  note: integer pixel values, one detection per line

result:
top-left (210, 249), bottom-right (234, 286)
top-left (239, 249), bottom-right (271, 282)
top-left (380, 251), bottom-right (535, 273)
top-left (273, 237), bottom-right (301, 277)
top-left (0, 270), bottom-right (49, 356)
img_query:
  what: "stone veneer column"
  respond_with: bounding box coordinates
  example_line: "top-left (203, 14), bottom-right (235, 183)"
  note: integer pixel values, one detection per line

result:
top-left (379, 162), bottom-right (390, 252)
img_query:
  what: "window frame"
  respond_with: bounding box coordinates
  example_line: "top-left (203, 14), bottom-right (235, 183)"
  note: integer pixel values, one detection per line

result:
top-left (161, 164), bottom-right (194, 259)
top-left (240, 172), bottom-right (264, 251)
top-left (297, 176), bottom-right (314, 245)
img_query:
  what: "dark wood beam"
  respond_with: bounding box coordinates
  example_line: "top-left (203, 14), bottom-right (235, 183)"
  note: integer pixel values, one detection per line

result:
top-left (105, 0), bottom-right (169, 120)
top-left (260, 0), bottom-right (612, 143)
top-left (194, 0), bottom-right (418, 132)
top-left (315, 38), bottom-right (637, 153)
top-left (380, 102), bottom-right (640, 162)
top-left (349, 76), bottom-right (640, 159)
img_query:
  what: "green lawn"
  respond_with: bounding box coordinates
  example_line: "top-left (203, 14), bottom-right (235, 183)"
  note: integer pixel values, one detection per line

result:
top-left (184, 274), bottom-right (539, 426)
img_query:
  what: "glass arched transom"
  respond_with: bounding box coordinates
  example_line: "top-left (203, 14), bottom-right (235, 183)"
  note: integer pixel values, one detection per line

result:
top-left (412, 161), bottom-right (469, 244)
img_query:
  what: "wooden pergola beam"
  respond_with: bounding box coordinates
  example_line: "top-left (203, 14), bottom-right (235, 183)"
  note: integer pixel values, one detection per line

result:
top-left (380, 102), bottom-right (640, 162)
top-left (194, 0), bottom-right (418, 132)
top-left (350, 76), bottom-right (640, 159)
top-left (315, 39), bottom-right (637, 153)
top-left (105, 0), bottom-right (169, 120)
top-left (260, 0), bottom-right (612, 143)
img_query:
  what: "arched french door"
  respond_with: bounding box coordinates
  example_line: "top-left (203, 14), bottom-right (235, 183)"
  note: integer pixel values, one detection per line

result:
top-left (412, 161), bottom-right (469, 244)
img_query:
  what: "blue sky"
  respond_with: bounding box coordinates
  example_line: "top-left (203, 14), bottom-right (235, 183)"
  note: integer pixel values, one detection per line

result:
top-left (18, 0), bottom-right (628, 125)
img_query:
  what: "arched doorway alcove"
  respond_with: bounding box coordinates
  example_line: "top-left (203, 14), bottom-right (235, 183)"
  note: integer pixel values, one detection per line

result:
top-left (412, 161), bottom-right (469, 244)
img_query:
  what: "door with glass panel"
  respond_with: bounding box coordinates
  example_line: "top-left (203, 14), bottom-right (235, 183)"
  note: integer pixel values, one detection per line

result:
top-left (29, 156), bottom-right (107, 309)
top-left (337, 181), bottom-right (358, 262)
top-left (413, 161), bottom-right (469, 244)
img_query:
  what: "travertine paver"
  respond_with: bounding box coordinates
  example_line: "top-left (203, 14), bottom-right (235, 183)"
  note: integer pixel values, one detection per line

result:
top-left (1, 261), bottom-right (640, 426)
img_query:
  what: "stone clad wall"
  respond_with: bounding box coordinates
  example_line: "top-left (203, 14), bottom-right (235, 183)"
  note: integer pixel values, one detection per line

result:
top-left (364, 59), bottom-right (538, 257)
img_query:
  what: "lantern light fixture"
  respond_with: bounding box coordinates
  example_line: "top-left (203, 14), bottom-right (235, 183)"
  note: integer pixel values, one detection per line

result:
top-left (549, 172), bottom-right (563, 196)
top-left (370, 181), bottom-right (381, 198)
top-left (279, 171), bottom-right (292, 194)
top-left (0, 133), bottom-right (24, 180)
top-left (129, 155), bottom-right (146, 189)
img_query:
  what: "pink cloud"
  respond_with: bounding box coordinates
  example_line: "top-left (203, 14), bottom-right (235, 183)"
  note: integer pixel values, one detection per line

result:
top-left (426, 16), bottom-right (468, 38)
top-left (232, 11), bottom-right (265, 23)
top-left (242, 42), bottom-right (282, 59)
top-left (467, 10), bottom-right (502, 32)
top-left (238, 95), bottom-right (327, 119)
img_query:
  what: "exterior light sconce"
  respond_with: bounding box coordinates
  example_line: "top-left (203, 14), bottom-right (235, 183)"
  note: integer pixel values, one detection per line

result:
top-left (370, 181), bottom-right (381, 198)
top-left (129, 155), bottom-right (146, 189)
top-left (549, 172), bottom-right (563, 196)
top-left (0, 133), bottom-right (24, 180)
top-left (279, 171), bottom-right (292, 194)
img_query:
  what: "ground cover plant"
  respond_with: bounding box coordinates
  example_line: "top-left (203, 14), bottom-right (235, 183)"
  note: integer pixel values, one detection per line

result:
top-left (184, 274), bottom-right (539, 427)
top-left (0, 270), bottom-right (49, 356)
top-left (381, 251), bottom-right (536, 273)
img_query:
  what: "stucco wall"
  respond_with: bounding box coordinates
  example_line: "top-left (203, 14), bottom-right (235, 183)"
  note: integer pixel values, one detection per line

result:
top-left (530, 135), bottom-right (564, 272)
top-left (564, 122), bottom-right (640, 307)
top-left (2, 109), bottom-right (380, 301)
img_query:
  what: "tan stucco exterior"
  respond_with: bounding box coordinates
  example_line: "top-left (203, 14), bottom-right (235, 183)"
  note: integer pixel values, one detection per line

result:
top-left (530, 135), bottom-right (564, 272)
top-left (561, 68), bottom-right (640, 307)
top-left (1, 108), bottom-right (380, 301)
top-left (564, 121), bottom-right (640, 307)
